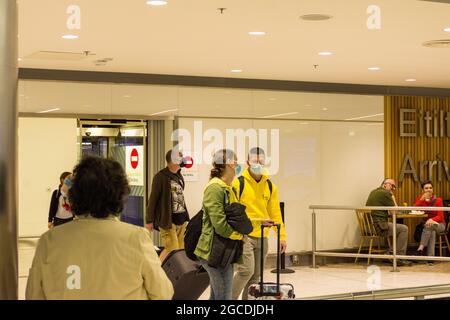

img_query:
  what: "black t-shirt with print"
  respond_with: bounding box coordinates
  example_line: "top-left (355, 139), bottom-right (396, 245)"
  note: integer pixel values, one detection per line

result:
top-left (169, 173), bottom-right (189, 225)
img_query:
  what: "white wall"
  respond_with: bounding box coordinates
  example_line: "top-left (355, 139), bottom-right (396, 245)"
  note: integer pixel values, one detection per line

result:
top-left (179, 118), bottom-right (384, 253)
top-left (18, 118), bottom-right (78, 237)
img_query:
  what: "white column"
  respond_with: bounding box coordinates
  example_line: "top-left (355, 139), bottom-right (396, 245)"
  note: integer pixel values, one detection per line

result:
top-left (0, 0), bottom-right (18, 300)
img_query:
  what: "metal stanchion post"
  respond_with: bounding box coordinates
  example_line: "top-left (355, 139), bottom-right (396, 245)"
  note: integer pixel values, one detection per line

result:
top-left (392, 211), bottom-right (398, 272)
top-left (312, 209), bottom-right (318, 268)
top-left (271, 202), bottom-right (295, 274)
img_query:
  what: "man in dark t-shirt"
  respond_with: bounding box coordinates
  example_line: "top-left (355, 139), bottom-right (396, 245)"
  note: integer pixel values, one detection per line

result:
top-left (366, 178), bottom-right (411, 266)
top-left (146, 150), bottom-right (189, 262)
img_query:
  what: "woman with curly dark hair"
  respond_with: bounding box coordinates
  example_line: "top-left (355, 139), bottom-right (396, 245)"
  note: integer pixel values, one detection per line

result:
top-left (26, 156), bottom-right (173, 300)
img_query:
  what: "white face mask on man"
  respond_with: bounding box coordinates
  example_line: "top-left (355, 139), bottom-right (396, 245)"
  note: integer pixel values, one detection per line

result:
top-left (250, 163), bottom-right (264, 176)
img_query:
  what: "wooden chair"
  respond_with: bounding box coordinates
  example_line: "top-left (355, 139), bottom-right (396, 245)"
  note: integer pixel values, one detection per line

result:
top-left (355, 209), bottom-right (390, 264)
top-left (436, 222), bottom-right (450, 257)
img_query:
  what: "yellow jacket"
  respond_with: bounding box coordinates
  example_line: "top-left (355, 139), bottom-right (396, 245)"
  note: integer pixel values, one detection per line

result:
top-left (26, 215), bottom-right (174, 300)
top-left (233, 169), bottom-right (286, 240)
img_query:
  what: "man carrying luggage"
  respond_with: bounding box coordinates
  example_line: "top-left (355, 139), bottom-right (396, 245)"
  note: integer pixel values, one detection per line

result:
top-left (231, 147), bottom-right (287, 300)
top-left (146, 149), bottom-right (189, 262)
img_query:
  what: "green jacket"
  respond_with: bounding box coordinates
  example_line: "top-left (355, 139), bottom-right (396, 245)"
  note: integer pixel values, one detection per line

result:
top-left (194, 178), bottom-right (243, 261)
top-left (366, 187), bottom-right (395, 222)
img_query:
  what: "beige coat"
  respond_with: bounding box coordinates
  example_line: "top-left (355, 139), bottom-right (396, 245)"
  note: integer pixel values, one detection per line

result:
top-left (26, 215), bottom-right (174, 300)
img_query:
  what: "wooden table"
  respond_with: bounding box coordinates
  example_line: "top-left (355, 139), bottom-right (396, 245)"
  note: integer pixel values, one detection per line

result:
top-left (390, 213), bottom-right (427, 245)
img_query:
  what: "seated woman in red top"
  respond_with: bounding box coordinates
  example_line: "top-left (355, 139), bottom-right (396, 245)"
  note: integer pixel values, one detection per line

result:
top-left (414, 180), bottom-right (446, 256)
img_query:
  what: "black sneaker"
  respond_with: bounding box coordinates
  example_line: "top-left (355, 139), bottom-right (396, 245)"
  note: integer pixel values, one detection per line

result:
top-left (397, 260), bottom-right (413, 266)
top-left (413, 250), bottom-right (424, 256)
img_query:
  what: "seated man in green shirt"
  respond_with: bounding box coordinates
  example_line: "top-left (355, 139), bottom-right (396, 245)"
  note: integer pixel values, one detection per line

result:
top-left (366, 178), bottom-right (412, 266)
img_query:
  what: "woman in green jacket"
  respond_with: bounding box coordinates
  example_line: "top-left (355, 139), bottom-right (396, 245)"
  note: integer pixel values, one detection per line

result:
top-left (194, 149), bottom-right (243, 300)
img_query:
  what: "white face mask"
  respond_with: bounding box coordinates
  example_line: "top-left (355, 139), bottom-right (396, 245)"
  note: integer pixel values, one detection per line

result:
top-left (250, 163), bottom-right (264, 175)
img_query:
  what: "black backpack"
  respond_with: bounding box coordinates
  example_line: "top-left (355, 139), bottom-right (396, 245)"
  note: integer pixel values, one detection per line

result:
top-left (184, 209), bottom-right (203, 261)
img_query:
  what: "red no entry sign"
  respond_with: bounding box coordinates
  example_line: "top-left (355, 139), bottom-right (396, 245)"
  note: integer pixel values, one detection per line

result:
top-left (130, 148), bottom-right (139, 169)
top-left (184, 156), bottom-right (194, 169)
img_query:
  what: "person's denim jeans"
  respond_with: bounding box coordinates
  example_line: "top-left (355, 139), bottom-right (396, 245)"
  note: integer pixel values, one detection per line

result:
top-left (199, 259), bottom-right (234, 300)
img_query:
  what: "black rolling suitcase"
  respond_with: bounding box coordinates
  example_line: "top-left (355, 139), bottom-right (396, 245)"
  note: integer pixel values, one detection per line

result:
top-left (161, 249), bottom-right (210, 300)
top-left (247, 223), bottom-right (295, 300)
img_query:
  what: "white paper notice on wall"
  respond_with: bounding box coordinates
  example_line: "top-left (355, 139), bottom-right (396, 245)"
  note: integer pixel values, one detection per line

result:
top-left (181, 167), bottom-right (198, 182)
top-left (125, 146), bottom-right (144, 186)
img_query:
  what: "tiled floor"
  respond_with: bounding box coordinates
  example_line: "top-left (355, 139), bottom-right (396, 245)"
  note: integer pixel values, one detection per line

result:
top-left (19, 239), bottom-right (450, 300)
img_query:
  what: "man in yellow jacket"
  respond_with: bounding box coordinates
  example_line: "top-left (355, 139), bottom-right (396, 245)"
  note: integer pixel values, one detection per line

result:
top-left (231, 147), bottom-right (287, 300)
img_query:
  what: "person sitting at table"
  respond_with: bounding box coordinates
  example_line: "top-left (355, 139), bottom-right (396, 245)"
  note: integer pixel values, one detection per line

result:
top-left (414, 180), bottom-right (446, 257)
top-left (366, 178), bottom-right (412, 266)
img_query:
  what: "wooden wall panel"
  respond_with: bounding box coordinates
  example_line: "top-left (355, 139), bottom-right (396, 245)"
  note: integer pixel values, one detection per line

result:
top-left (385, 96), bottom-right (450, 206)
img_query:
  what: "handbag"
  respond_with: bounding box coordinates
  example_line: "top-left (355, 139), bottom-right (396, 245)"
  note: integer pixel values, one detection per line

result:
top-left (207, 190), bottom-right (245, 268)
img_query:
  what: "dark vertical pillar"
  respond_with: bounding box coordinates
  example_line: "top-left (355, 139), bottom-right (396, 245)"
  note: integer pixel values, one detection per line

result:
top-left (0, 0), bottom-right (18, 300)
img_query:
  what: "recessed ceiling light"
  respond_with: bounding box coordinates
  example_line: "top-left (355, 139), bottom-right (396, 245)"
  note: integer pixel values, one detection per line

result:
top-left (123, 95), bottom-right (131, 98)
top-left (444, 27), bottom-right (450, 32)
top-left (405, 78), bottom-right (417, 82)
top-left (322, 107), bottom-right (328, 111)
top-left (300, 122), bottom-right (309, 125)
top-left (231, 69), bottom-right (242, 73)
top-left (368, 67), bottom-right (380, 71)
top-left (17, 58), bottom-right (22, 61)
top-left (62, 34), bottom-right (79, 39)
top-left (318, 51), bottom-right (333, 56)
top-left (248, 31), bottom-right (266, 36)
top-left (146, 0), bottom-right (168, 5)
top-left (349, 131), bottom-right (356, 136)
top-left (269, 98), bottom-right (277, 101)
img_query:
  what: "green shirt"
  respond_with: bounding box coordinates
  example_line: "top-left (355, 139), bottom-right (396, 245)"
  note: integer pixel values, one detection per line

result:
top-left (365, 187), bottom-right (395, 222)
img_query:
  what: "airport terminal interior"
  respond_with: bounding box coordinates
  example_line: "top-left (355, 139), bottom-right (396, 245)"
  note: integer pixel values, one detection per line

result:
top-left (1, 0), bottom-right (450, 300)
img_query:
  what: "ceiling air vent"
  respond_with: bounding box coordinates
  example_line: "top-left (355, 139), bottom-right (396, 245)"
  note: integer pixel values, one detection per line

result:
top-left (418, 0), bottom-right (450, 4)
top-left (422, 39), bottom-right (450, 48)
top-left (24, 51), bottom-right (95, 61)
top-left (299, 14), bottom-right (333, 21)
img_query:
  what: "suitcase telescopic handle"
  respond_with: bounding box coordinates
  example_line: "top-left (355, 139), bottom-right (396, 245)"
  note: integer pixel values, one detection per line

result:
top-left (260, 223), bottom-right (281, 297)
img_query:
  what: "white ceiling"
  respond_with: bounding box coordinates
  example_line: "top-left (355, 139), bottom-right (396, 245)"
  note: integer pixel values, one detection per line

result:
top-left (18, 0), bottom-right (450, 88)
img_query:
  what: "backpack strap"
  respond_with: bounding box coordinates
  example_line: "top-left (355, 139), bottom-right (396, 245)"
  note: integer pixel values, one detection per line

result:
top-left (224, 189), bottom-right (231, 205)
top-left (238, 176), bottom-right (245, 200)
top-left (238, 176), bottom-right (273, 200)
top-left (431, 196), bottom-right (438, 207)
top-left (267, 179), bottom-right (273, 197)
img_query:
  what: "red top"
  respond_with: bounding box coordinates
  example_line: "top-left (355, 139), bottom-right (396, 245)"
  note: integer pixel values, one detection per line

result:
top-left (414, 195), bottom-right (445, 224)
